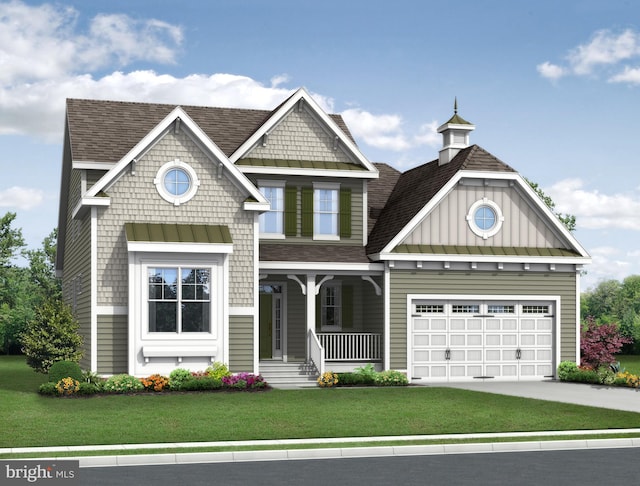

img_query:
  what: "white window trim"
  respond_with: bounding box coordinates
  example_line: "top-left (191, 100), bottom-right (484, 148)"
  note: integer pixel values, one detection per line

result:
top-left (313, 182), bottom-right (340, 241)
top-left (320, 280), bottom-right (342, 331)
top-left (258, 180), bottom-right (286, 239)
top-left (154, 159), bottom-right (200, 206)
top-left (466, 197), bottom-right (504, 239)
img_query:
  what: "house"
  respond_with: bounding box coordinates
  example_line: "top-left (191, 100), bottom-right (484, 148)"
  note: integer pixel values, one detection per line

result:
top-left (55, 88), bottom-right (590, 383)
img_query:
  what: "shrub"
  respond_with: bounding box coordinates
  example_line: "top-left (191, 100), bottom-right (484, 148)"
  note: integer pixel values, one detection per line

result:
top-left (21, 298), bottom-right (83, 373)
top-left (566, 367), bottom-right (600, 384)
top-left (374, 370), bottom-right (409, 386)
top-left (180, 377), bottom-right (223, 391)
top-left (580, 317), bottom-right (632, 369)
top-left (38, 382), bottom-right (58, 395)
top-left (557, 361), bottom-right (579, 381)
top-left (77, 382), bottom-right (100, 395)
top-left (140, 374), bottom-right (169, 392)
top-left (317, 371), bottom-right (339, 388)
top-left (222, 372), bottom-right (266, 389)
top-left (336, 372), bottom-right (367, 386)
top-left (82, 369), bottom-right (102, 385)
top-left (616, 371), bottom-right (640, 388)
top-left (169, 368), bottom-right (192, 390)
top-left (103, 374), bottom-right (144, 393)
top-left (56, 377), bottom-right (80, 396)
top-left (353, 363), bottom-right (378, 384)
top-left (48, 360), bottom-right (83, 384)
top-left (206, 362), bottom-right (232, 380)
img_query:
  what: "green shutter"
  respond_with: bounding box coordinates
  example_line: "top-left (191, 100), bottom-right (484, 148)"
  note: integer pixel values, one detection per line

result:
top-left (342, 285), bottom-right (353, 328)
top-left (301, 187), bottom-right (313, 237)
top-left (284, 186), bottom-right (297, 236)
top-left (339, 188), bottom-right (351, 238)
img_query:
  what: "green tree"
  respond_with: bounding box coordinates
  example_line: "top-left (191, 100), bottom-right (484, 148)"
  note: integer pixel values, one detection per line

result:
top-left (24, 228), bottom-right (61, 301)
top-left (526, 179), bottom-right (576, 232)
top-left (21, 298), bottom-right (83, 373)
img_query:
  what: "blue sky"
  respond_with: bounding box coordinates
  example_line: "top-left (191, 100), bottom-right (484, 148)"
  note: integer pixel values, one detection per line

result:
top-left (1, 0), bottom-right (639, 290)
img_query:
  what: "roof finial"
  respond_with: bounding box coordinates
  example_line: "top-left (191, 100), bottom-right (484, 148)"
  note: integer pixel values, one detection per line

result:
top-left (454, 97), bottom-right (458, 115)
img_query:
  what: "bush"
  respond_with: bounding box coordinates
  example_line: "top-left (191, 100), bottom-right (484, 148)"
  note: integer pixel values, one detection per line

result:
top-left (169, 368), bottom-right (192, 390)
top-left (336, 372), bottom-right (368, 386)
top-left (77, 382), bottom-right (101, 395)
top-left (581, 317), bottom-right (632, 369)
top-left (374, 370), bottom-right (409, 386)
top-left (557, 361), bottom-right (579, 381)
top-left (317, 371), bottom-right (339, 388)
top-left (103, 374), bottom-right (144, 393)
top-left (21, 298), bottom-right (83, 373)
top-left (206, 362), bottom-right (231, 380)
top-left (180, 377), bottom-right (223, 391)
top-left (140, 374), bottom-right (169, 392)
top-left (353, 363), bottom-right (378, 384)
top-left (56, 377), bottom-right (80, 396)
top-left (48, 360), bottom-right (83, 383)
top-left (222, 372), bottom-right (266, 389)
top-left (38, 382), bottom-right (57, 395)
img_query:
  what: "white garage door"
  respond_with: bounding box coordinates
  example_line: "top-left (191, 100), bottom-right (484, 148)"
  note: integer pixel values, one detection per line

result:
top-left (411, 300), bottom-right (554, 382)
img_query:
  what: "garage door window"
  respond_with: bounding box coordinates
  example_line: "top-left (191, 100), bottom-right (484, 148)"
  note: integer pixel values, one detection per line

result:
top-left (488, 305), bottom-right (515, 314)
top-left (452, 304), bottom-right (479, 313)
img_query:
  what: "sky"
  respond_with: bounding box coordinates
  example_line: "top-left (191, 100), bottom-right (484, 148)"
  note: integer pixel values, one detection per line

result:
top-left (1, 0), bottom-right (639, 291)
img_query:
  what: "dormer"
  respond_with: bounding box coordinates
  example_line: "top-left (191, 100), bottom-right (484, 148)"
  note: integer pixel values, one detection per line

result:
top-left (437, 99), bottom-right (475, 165)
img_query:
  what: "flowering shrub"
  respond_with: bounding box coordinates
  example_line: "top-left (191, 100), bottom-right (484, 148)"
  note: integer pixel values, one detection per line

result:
top-left (317, 371), bottom-right (339, 388)
top-left (206, 362), bottom-right (232, 380)
top-left (374, 370), bottom-right (409, 386)
top-left (222, 372), bottom-right (266, 389)
top-left (140, 374), bottom-right (169, 392)
top-left (56, 377), bottom-right (80, 396)
top-left (103, 374), bottom-right (144, 393)
top-left (616, 371), bottom-right (640, 388)
top-left (581, 317), bottom-right (632, 369)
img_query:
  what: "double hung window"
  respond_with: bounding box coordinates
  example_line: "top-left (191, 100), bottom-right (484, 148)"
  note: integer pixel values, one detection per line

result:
top-left (259, 182), bottom-right (285, 236)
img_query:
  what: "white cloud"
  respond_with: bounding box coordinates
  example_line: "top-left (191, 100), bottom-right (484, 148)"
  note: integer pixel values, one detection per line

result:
top-left (538, 29), bottom-right (640, 84)
top-left (582, 246), bottom-right (633, 290)
top-left (536, 62), bottom-right (567, 80)
top-left (545, 178), bottom-right (640, 230)
top-left (0, 187), bottom-right (44, 210)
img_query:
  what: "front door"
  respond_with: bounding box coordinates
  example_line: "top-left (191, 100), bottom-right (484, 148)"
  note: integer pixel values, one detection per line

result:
top-left (259, 285), bottom-right (284, 360)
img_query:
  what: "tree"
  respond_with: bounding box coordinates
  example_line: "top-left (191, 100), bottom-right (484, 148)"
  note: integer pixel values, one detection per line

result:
top-left (526, 179), bottom-right (576, 232)
top-left (21, 298), bottom-right (83, 373)
top-left (580, 317), bottom-right (631, 369)
top-left (24, 228), bottom-right (61, 301)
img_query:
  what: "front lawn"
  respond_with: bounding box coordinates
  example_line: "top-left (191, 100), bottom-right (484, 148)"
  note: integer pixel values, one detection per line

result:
top-left (2, 356), bottom-right (640, 449)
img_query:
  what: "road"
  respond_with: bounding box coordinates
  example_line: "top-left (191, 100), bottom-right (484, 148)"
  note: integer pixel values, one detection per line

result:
top-left (81, 447), bottom-right (640, 485)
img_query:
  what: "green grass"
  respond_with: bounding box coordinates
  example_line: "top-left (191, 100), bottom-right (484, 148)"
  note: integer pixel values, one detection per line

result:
top-left (618, 355), bottom-right (640, 374)
top-left (3, 356), bottom-right (640, 449)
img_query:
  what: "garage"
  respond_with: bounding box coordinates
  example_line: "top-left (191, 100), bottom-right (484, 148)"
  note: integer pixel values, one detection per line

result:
top-left (410, 298), bottom-right (555, 382)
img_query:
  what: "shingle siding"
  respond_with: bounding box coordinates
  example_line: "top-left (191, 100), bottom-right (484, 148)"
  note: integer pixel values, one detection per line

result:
top-left (96, 129), bottom-right (255, 307)
top-left (389, 270), bottom-right (577, 369)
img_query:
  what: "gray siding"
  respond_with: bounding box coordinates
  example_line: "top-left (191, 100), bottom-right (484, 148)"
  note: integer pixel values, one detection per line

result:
top-left (96, 129), bottom-right (255, 307)
top-left (97, 314), bottom-right (127, 374)
top-left (247, 107), bottom-right (355, 164)
top-left (389, 270), bottom-right (577, 369)
top-left (402, 183), bottom-right (567, 248)
top-left (229, 315), bottom-right (253, 373)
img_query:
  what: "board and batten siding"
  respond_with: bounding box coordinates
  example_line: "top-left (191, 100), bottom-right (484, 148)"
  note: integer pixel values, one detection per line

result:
top-left (96, 314), bottom-right (127, 375)
top-left (229, 315), bottom-right (254, 373)
top-left (388, 270), bottom-right (577, 370)
top-left (401, 184), bottom-right (566, 248)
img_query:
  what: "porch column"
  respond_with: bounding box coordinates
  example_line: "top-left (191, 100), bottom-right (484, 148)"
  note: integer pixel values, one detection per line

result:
top-left (306, 273), bottom-right (316, 357)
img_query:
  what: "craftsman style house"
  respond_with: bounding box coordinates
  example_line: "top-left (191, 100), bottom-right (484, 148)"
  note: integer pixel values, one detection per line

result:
top-left (56, 88), bottom-right (590, 383)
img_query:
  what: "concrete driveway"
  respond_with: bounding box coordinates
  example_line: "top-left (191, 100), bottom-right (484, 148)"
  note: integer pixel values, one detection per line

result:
top-left (432, 380), bottom-right (640, 413)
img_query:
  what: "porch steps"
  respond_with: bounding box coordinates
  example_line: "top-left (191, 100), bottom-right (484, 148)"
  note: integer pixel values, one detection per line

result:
top-left (259, 361), bottom-right (319, 388)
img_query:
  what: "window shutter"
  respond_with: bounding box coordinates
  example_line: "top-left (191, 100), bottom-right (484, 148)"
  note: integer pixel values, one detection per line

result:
top-left (284, 186), bottom-right (297, 236)
top-left (339, 188), bottom-right (351, 238)
top-left (301, 187), bottom-right (313, 237)
top-left (342, 285), bottom-right (353, 328)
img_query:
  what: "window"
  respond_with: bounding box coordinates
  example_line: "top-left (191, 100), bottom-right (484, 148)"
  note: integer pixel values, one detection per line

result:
top-left (415, 304), bottom-right (444, 314)
top-left (321, 283), bottom-right (341, 328)
top-left (314, 184), bottom-right (339, 239)
top-left (522, 305), bottom-right (550, 314)
top-left (466, 198), bottom-right (504, 239)
top-left (154, 160), bottom-right (200, 205)
top-left (259, 184), bottom-right (284, 236)
top-left (452, 304), bottom-right (480, 314)
top-left (148, 267), bottom-right (210, 333)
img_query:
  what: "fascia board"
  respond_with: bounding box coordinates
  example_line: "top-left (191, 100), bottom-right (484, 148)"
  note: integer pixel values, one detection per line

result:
top-left (126, 242), bottom-right (233, 254)
top-left (244, 201), bottom-right (272, 211)
top-left (72, 196), bottom-right (110, 219)
top-left (376, 252), bottom-right (591, 265)
top-left (73, 161), bottom-right (116, 170)
top-left (229, 87), bottom-right (378, 175)
top-left (237, 165), bottom-right (379, 179)
top-left (379, 173), bottom-right (462, 254)
top-left (259, 261), bottom-right (385, 272)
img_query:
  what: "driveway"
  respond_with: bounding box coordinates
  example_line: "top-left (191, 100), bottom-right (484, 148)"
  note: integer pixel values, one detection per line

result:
top-left (432, 380), bottom-right (640, 413)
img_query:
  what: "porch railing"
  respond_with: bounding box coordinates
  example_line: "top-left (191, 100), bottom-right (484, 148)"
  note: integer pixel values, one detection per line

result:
top-left (308, 329), bottom-right (325, 375)
top-left (317, 333), bottom-right (382, 361)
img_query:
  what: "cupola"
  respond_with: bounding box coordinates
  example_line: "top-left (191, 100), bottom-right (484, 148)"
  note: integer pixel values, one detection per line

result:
top-left (437, 99), bottom-right (475, 165)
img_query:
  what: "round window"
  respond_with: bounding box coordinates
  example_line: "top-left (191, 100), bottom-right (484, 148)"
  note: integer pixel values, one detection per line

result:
top-left (466, 198), bottom-right (503, 239)
top-left (154, 160), bottom-right (200, 206)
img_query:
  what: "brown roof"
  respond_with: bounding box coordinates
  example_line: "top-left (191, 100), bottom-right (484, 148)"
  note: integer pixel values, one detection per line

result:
top-left (366, 145), bottom-right (516, 254)
top-left (260, 244), bottom-right (371, 263)
top-left (65, 98), bottom-right (355, 163)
